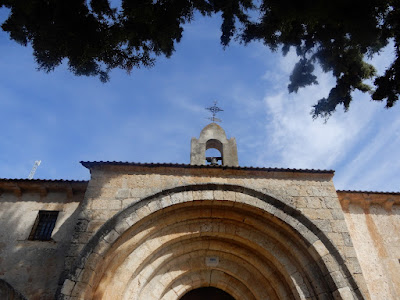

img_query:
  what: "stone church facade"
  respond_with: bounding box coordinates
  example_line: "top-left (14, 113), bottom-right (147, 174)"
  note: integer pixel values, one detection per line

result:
top-left (0, 123), bottom-right (399, 300)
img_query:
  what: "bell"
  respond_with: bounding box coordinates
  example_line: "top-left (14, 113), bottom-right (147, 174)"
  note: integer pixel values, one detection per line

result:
top-left (206, 156), bottom-right (222, 166)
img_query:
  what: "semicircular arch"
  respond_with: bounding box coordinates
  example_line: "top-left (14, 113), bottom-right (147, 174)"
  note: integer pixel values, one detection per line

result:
top-left (58, 183), bottom-right (362, 300)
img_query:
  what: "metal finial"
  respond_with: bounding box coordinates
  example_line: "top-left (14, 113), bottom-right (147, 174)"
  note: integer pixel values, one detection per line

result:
top-left (206, 101), bottom-right (223, 123)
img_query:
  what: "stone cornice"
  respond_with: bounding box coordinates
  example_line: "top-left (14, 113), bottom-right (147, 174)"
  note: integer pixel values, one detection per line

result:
top-left (337, 190), bottom-right (400, 211)
top-left (81, 161), bottom-right (334, 173)
top-left (0, 179), bottom-right (88, 199)
top-left (81, 161), bottom-right (334, 180)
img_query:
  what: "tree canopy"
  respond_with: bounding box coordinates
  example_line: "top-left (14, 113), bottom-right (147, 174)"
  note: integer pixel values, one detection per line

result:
top-left (1, 0), bottom-right (399, 118)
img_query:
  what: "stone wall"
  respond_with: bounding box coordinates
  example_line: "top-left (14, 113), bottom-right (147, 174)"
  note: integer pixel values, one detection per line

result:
top-left (6, 166), bottom-right (396, 299)
top-left (0, 279), bottom-right (27, 300)
top-left (60, 163), bottom-right (368, 299)
top-left (0, 180), bottom-right (87, 300)
top-left (338, 191), bottom-right (400, 300)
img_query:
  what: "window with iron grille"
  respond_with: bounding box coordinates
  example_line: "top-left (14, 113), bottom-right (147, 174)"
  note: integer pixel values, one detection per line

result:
top-left (29, 211), bottom-right (59, 241)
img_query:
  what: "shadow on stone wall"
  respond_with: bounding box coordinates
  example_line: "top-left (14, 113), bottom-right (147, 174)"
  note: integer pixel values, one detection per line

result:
top-left (0, 279), bottom-right (27, 300)
top-left (0, 195), bottom-right (83, 300)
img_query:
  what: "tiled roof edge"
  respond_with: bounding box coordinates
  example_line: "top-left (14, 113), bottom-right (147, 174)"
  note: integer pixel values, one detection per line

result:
top-left (0, 178), bottom-right (88, 183)
top-left (337, 190), bottom-right (400, 195)
top-left (80, 161), bottom-right (334, 174)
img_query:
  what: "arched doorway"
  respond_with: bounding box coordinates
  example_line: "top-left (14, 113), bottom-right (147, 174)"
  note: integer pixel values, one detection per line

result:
top-left (180, 287), bottom-right (235, 300)
top-left (59, 185), bottom-right (361, 299)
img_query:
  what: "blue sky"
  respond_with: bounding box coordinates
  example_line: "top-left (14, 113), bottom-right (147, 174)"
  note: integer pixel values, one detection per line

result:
top-left (1, 9), bottom-right (399, 192)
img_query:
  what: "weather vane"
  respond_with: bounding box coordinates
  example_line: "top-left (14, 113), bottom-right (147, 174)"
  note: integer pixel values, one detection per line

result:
top-left (206, 101), bottom-right (223, 123)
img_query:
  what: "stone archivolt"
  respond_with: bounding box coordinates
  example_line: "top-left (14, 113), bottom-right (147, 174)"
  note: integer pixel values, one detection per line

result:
top-left (60, 185), bottom-right (359, 300)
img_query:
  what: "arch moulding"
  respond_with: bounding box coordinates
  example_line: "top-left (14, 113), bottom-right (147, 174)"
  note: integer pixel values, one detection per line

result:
top-left (58, 183), bottom-right (364, 300)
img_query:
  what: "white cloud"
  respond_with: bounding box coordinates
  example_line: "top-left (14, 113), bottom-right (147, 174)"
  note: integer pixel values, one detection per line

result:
top-left (334, 111), bottom-right (400, 191)
top-left (257, 47), bottom-right (399, 193)
top-left (260, 52), bottom-right (373, 169)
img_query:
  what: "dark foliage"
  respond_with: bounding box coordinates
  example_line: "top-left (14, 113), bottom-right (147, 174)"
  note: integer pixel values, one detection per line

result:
top-left (1, 0), bottom-right (399, 118)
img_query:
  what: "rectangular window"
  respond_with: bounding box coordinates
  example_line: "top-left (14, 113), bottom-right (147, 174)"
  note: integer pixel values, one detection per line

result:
top-left (29, 211), bottom-right (59, 241)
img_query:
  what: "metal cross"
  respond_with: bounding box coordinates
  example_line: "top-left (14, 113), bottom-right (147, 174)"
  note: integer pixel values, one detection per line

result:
top-left (206, 101), bottom-right (223, 123)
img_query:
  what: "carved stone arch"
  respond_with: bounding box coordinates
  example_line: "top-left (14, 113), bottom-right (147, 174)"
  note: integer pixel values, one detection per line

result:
top-left (0, 279), bottom-right (27, 300)
top-left (58, 184), bottom-right (363, 300)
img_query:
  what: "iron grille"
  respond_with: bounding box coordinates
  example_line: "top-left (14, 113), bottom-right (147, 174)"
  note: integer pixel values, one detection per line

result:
top-left (29, 211), bottom-right (59, 241)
